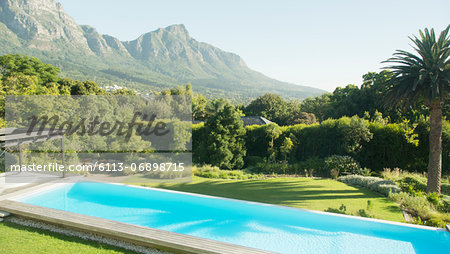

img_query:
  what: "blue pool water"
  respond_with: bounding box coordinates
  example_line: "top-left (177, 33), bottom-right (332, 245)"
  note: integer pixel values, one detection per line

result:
top-left (18, 182), bottom-right (449, 254)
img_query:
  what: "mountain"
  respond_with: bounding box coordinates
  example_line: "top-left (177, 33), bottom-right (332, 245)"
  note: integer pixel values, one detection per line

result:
top-left (0, 0), bottom-right (325, 102)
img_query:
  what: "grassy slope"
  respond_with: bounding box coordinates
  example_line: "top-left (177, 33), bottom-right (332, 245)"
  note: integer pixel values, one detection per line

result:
top-left (135, 176), bottom-right (405, 222)
top-left (0, 221), bottom-right (137, 254)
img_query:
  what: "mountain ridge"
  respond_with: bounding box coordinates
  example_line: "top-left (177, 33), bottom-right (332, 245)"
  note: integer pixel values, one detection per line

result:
top-left (0, 0), bottom-right (325, 102)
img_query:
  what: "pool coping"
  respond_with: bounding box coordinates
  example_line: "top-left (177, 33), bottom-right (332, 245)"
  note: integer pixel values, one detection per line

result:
top-left (5, 176), bottom-right (448, 233)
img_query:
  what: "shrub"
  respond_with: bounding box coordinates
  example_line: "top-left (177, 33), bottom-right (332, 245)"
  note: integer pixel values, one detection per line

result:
top-left (427, 192), bottom-right (440, 206)
top-left (297, 157), bottom-right (325, 177)
top-left (250, 162), bottom-right (304, 175)
top-left (325, 204), bottom-right (348, 215)
top-left (382, 168), bottom-right (450, 196)
top-left (245, 156), bottom-right (265, 167)
top-left (330, 169), bottom-right (339, 180)
top-left (389, 191), bottom-right (450, 227)
top-left (389, 192), bottom-right (434, 218)
top-left (324, 155), bottom-right (361, 177)
top-left (195, 118), bottom-right (450, 174)
top-left (424, 218), bottom-right (447, 228)
top-left (338, 175), bottom-right (401, 196)
top-left (193, 165), bottom-right (262, 180)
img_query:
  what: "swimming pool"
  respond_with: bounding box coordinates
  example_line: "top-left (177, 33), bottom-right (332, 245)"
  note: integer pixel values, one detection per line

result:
top-left (17, 182), bottom-right (449, 254)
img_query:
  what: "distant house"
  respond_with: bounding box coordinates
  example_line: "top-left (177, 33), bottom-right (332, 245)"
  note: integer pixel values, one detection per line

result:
top-left (240, 116), bottom-right (273, 127)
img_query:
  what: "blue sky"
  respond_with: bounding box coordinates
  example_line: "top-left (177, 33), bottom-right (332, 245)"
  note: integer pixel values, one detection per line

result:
top-left (57, 0), bottom-right (449, 92)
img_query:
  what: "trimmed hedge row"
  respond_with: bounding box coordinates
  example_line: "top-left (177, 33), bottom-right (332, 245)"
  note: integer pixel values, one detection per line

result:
top-left (193, 118), bottom-right (450, 174)
top-left (338, 175), bottom-right (401, 196)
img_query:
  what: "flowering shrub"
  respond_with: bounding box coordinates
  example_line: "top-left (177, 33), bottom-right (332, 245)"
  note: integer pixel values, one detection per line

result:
top-left (338, 175), bottom-right (401, 196)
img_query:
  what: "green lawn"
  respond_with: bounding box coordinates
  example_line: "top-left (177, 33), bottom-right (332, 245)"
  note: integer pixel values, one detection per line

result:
top-left (133, 176), bottom-right (405, 222)
top-left (0, 221), bottom-right (137, 254)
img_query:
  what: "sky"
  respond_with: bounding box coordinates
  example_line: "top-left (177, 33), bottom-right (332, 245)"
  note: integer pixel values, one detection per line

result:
top-left (57, 0), bottom-right (449, 92)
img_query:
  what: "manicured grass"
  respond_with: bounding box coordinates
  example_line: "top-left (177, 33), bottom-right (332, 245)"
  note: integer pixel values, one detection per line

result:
top-left (135, 176), bottom-right (405, 222)
top-left (0, 221), bottom-right (137, 254)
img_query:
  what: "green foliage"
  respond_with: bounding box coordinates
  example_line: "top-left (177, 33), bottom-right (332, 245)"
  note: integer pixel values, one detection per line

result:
top-left (325, 203), bottom-right (375, 219)
top-left (389, 191), bottom-right (450, 227)
top-left (111, 88), bottom-right (136, 95)
top-left (244, 93), bottom-right (289, 124)
top-left (193, 165), bottom-right (262, 180)
top-left (192, 94), bottom-right (207, 120)
top-left (325, 204), bottom-right (348, 215)
top-left (301, 71), bottom-right (397, 122)
top-left (357, 201), bottom-right (375, 218)
top-left (0, 54), bottom-right (60, 85)
top-left (195, 116), bottom-right (450, 174)
top-left (330, 169), bottom-right (340, 180)
top-left (243, 93), bottom-right (318, 126)
top-left (280, 137), bottom-right (294, 162)
top-left (324, 155), bottom-right (361, 177)
top-left (251, 162), bottom-right (299, 175)
top-left (338, 175), bottom-right (401, 196)
top-left (297, 157), bottom-right (325, 176)
top-left (204, 104), bottom-right (246, 169)
top-left (427, 192), bottom-right (440, 206)
top-left (383, 26), bottom-right (449, 107)
top-left (382, 168), bottom-right (450, 196)
top-left (0, 221), bottom-right (139, 254)
top-left (245, 156), bottom-right (265, 167)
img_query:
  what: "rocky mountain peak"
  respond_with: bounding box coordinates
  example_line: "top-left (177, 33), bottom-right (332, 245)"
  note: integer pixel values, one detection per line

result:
top-left (0, 0), bottom-right (91, 51)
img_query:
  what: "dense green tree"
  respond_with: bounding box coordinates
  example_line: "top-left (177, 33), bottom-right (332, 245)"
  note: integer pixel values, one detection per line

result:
top-left (300, 94), bottom-right (332, 122)
top-left (264, 123), bottom-right (282, 163)
top-left (192, 94), bottom-right (207, 120)
top-left (205, 104), bottom-right (246, 169)
top-left (205, 98), bottom-right (231, 119)
top-left (383, 26), bottom-right (449, 194)
top-left (0, 54), bottom-right (60, 86)
top-left (68, 80), bottom-right (107, 95)
top-left (245, 93), bottom-right (289, 124)
top-left (112, 88), bottom-right (136, 95)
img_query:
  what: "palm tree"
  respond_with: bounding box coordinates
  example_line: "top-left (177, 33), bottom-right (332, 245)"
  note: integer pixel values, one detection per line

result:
top-left (383, 25), bottom-right (449, 194)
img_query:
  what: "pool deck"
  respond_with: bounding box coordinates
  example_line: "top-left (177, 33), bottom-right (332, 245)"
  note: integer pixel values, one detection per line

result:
top-left (0, 199), bottom-right (272, 254)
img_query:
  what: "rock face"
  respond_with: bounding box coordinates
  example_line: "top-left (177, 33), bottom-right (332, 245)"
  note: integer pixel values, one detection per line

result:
top-left (0, 0), bottom-right (325, 101)
top-left (0, 0), bottom-right (91, 51)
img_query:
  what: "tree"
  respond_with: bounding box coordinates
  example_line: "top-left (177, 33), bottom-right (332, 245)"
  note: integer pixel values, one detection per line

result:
top-left (205, 104), bottom-right (246, 169)
top-left (383, 26), bottom-right (449, 194)
top-left (0, 54), bottom-right (60, 86)
top-left (112, 88), bottom-right (136, 95)
top-left (205, 98), bottom-right (231, 119)
top-left (264, 123), bottom-right (282, 163)
top-left (192, 94), bottom-right (207, 120)
top-left (280, 137), bottom-right (294, 162)
top-left (245, 93), bottom-right (289, 124)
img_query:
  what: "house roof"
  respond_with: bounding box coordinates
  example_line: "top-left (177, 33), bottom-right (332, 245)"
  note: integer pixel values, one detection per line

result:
top-left (240, 116), bottom-right (273, 126)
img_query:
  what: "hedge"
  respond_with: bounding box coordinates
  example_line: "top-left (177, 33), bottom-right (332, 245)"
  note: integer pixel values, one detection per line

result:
top-left (193, 118), bottom-right (450, 174)
top-left (338, 175), bottom-right (401, 196)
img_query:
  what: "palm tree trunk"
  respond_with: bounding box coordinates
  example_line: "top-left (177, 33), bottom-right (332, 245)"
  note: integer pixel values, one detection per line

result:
top-left (426, 101), bottom-right (442, 194)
